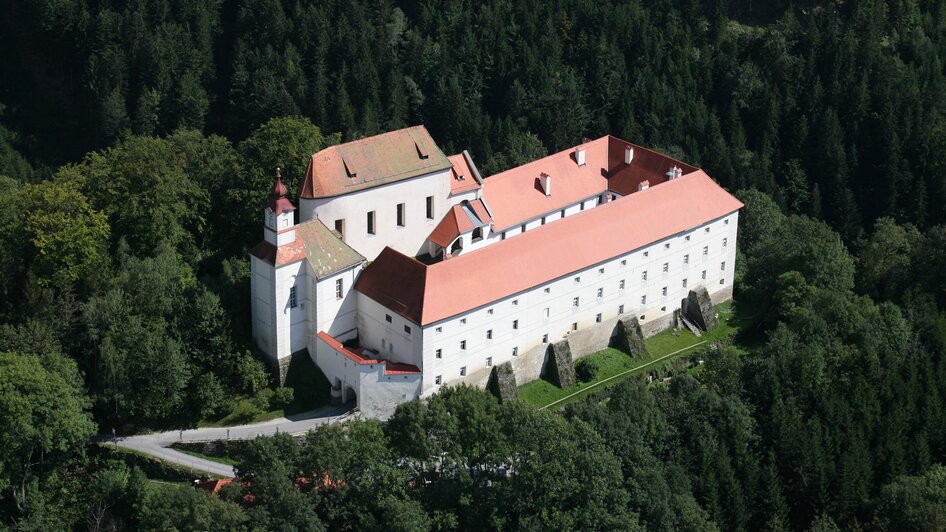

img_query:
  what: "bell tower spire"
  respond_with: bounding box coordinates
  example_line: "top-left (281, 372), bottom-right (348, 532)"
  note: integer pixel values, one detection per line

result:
top-left (264, 167), bottom-right (297, 245)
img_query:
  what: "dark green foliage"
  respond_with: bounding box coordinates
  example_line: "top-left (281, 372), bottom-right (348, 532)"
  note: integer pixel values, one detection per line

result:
top-left (576, 357), bottom-right (600, 382)
top-left (269, 386), bottom-right (294, 409)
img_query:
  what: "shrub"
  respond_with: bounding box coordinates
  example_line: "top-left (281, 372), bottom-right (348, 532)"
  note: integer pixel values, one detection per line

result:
top-left (270, 387), bottom-right (295, 409)
top-left (193, 373), bottom-right (225, 418)
top-left (575, 358), bottom-right (599, 382)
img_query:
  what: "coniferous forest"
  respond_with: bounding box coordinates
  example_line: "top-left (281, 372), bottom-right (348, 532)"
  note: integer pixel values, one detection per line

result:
top-left (3, 1), bottom-right (946, 530)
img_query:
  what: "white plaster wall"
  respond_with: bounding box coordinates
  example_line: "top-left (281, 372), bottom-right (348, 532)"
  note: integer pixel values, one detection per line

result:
top-left (418, 211), bottom-right (739, 396)
top-left (355, 293), bottom-right (422, 367)
top-left (312, 266), bottom-right (362, 338)
top-left (486, 195), bottom-right (599, 244)
top-left (272, 260), bottom-right (307, 359)
top-left (250, 255), bottom-right (275, 359)
top-left (299, 168), bottom-right (452, 260)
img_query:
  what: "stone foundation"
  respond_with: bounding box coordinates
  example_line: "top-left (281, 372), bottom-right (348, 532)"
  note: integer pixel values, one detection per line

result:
top-left (683, 286), bottom-right (719, 331)
top-left (487, 362), bottom-right (518, 403)
top-left (543, 340), bottom-right (576, 388)
top-left (611, 317), bottom-right (649, 359)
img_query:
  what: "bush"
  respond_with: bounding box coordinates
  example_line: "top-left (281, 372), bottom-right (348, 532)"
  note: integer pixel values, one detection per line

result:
top-left (238, 352), bottom-right (270, 394)
top-left (192, 373), bottom-right (225, 418)
top-left (576, 358), bottom-right (599, 382)
top-left (270, 387), bottom-right (294, 409)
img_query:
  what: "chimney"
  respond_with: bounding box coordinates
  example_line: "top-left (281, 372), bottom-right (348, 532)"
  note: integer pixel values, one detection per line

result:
top-left (639, 180), bottom-right (650, 191)
top-left (624, 146), bottom-right (634, 165)
top-left (666, 166), bottom-right (682, 180)
top-left (575, 146), bottom-right (586, 166)
top-left (540, 172), bottom-right (552, 196)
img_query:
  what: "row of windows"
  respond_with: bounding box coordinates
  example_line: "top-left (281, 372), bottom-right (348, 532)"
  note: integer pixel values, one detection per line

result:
top-left (334, 196), bottom-right (437, 239)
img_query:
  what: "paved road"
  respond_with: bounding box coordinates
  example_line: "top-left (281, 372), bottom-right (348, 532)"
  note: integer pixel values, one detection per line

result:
top-left (105, 404), bottom-right (355, 478)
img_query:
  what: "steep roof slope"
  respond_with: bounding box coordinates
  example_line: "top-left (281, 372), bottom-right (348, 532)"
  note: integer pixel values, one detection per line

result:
top-left (356, 171), bottom-right (743, 325)
top-left (249, 219), bottom-right (364, 276)
top-left (299, 125), bottom-right (451, 199)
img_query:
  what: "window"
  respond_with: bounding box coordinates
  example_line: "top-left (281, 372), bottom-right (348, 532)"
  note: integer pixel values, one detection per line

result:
top-left (460, 340), bottom-right (467, 350)
top-left (661, 306), bottom-right (666, 311)
top-left (619, 304), bottom-right (625, 314)
top-left (685, 235), bottom-right (691, 241)
top-left (520, 224), bottom-right (526, 233)
top-left (486, 329), bottom-right (493, 340)
top-left (642, 271), bottom-right (648, 281)
top-left (460, 366), bottom-right (467, 377)
top-left (542, 333), bottom-right (549, 343)
top-left (596, 313), bottom-right (602, 323)
top-left (543, 307), bottom-right (550, 318)
top-left (725, 218), bottom-right (730, 225)
top-left (701, 270), bottom-right (707, 280)
top-left (385, 314), bottom-right (392, 323)
top-left (640, 315), bottom-right (646, 320)
top-left (662, 263), bottom-right (669, 272)
top-left (641, 295), bottom-right (647, 305)
top-left (720, 278), bottom-right (726, 285)
top-left (705, 227), bottom-right (710, 233)
top-left (571, 322), bottom-right (578, 331)
top-left (396, 203), bottom-right (405, 227)
top-left (460, 318), bottom-right (467, 325)
top-left (703, 246), bottom-right (709, 255)
top-left (512, 299), bottom-right (519, 306)
top-left (560, 209), bottom-right (565, 218)
top-left (619, 279), bottom-right (625, 290)
top-left (426, 196), bottom-right (434, 219)
top-left (574, 276), bottom-right (581, 284)
top-left (501, 232), bottom-right (506, 240)
top-left (436, 349), bottom-right (442, 359)
top-left (684, 254), bottom-right (689, 264)
top-left (404, 325), bottom-right (411, 334)
top-left (335, 278), bottom-right (343, 299)
top-left (435, 375), bottom-right (442, 385)
top-left (289, 286), bottom-right (297, 308)
top-left (544, 287), bottom-right (551, 294)
top-left (367, 211), bottom-right (376, 234)
top-left (487, 308), bottom-right (494, 315)
top-left (334, 219), bottom-right (345, 239)
top-left (662, 287), bottom-right (667, 296)
top-left (472, 227), bottom-right (483, 242)
top-left (512, 319), bottom-right (519, 330)
top-left (598, 267), bottom-right (605, 275)
top-left (435, 327), bottom-right (442, 334)
top-left (621, 259), bottom-right (627, 266)
top-left (664, 242), bottom-right (670, 249)
top-left (682, 278), bottom-right (688, 288)
top-left (644, 251), bottom-right (649, 257)
top-left (723, 237), bottom-right (728, 247)
top-left (486, 357), bottom-right (493, 367)
top-left (573, 297), bottom-right (580, 307)
top-left (512, 347), bottom-right (518, 356)
top-left (721, 261), bottom-right (726, 271)
top-left (580, 202), bottom-right (585, 211)
top-left (541, 216), bottom-right (546, 225)
top-left (597, 288), bottom-right (603, 298)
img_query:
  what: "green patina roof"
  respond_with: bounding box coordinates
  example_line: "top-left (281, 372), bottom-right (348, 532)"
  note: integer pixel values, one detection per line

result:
top-left (296, 219), bottom-right (365, 278)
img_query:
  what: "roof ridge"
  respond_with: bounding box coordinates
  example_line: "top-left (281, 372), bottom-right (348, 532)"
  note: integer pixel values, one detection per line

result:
top-left (326, 124), bottom-right (428, 151)
top-left (484, 135), bottom-right (609, 182)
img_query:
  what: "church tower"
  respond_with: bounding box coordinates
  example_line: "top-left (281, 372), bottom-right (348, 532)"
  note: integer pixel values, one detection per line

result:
top-left (250, 168), bottom-right (308, 384)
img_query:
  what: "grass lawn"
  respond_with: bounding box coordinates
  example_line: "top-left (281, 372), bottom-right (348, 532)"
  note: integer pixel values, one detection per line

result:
top-left (197, 354), bottom-right (331, 428)
top-left (519, 301), bottom-right (745, 409)
top-left (171, 446), bottom-right (239, 466)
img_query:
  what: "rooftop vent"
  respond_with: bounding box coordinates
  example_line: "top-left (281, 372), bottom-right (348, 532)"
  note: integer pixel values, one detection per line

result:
top-left (343, 158), bottom-right (357, 178)
top-left (415, 141), bottom-right (429, 160)
top-left (639, 180), bottom-right (650, 191)
top-left (575, 146), bottom-right (586, 166)
top-left (666, 166), bottom-right (682, 180)
top-left (624, 146), bottom-right (634, 165)
top-left (540, 173), bottom-right (552, 196)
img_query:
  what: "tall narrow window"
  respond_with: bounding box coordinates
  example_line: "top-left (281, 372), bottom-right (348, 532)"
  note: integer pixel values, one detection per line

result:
top-left (520, 224), bottom-right (526, 233)
top-left (426, 196), bottom-right (434, 219)
top-left (619, 304), bottom-right (625, 314)
top-left (662, 287), bottom-right (668, 296)
top-left (641, 295), bottom-right (647, 305)
top-left (460, 340), bottom-right (467, 350)
top-left (436, 349), bottom-right (442, 359)
top-left (684, 254), bottom-right (689, 264)
top-left (289, 286), bottom-right (297, 308)
top-left (512, 319), bottom-right (519, 330)
top-left (396, 203), bottom-right (405, 227)
top-left (460, 366), bottom-right (467, 376)
top-left (573, 297), bottom-right (580, 307)
top-left (435, 375), bottom-right (442, 385)
top-left (723, 237), bottom-right (728, 247)
top-left (486, 357), bottom-right (493, 367)
top-left (597, 288), bottom-right (603, 298)
top-left (512, 347), bottom-right (518, 356)
top-left (334, 219), bottom-right (345, 239)
top-left (703, 246), bottom-right (709, 256)
top-left (335, 278), bottom-right (343, 299)
top-left (682, 278), bottom-right (688, 288)
top-left (472, 227), bottom-right (483, 242)
top-left (543, 307), bottom-right (550, 318)
top-left (721, 261), bottom-right (726, 271)
top-left (701, 270), bottom-right (707, 280)
top-left (642, 271), bottom-right (648, 281)
top-left (663, 263), bottom-right (669, 272)
top-left (596, 313), bottom-right (602, 323)
top-left (542, 333), bottom-right (549, 343)
top-left (486, 329), bottom-right (493, 340)
top-left (367, 211), bottom-right (376, 235)
top-left (619, 279), bottom-right (625, 290)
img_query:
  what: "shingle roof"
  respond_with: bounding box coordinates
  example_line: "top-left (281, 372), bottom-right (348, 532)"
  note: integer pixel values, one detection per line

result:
top-left (447, 152), bottom-right (481, 196)
top-left (299, 125), bottom-right (452, 199)
top-left (249, 219), bottom-right (364, 276)
top-left (356, 170), bottom-right (743, 325)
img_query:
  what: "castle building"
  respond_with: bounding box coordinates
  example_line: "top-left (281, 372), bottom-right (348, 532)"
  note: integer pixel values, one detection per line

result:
top-left (250, 126), bottom-right (742, 418)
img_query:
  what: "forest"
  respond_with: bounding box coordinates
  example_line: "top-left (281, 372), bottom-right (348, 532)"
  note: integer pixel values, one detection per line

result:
top-left (2, 0), bottom-right (946, 530)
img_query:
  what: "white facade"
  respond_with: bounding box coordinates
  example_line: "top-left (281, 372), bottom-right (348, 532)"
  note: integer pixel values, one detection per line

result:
top-left (251, 129), bottom-right (741, 418)
top-left (299, 168), bottom-right (454, 260)
top-left (415, 212), bottom-right (738, 396)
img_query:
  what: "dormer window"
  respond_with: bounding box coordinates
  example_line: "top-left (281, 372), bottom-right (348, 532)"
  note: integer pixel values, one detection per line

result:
top-left (415, 141), bottom-right (429, 160)
top-left (343, 157), bottom-right (357, 178)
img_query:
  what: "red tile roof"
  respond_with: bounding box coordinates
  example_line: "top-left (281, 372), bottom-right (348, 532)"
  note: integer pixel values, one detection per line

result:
top-left (248, 219), bottom-right (365, 274)
top-left (447, 153), bottom-right (481, 196)
top-left (299, 125), bottom-right (452, 199)
top-left (196, 479), bottom-right (233, 492)
top-left (316, 331), bottom-right (420, 374)
top-left (265, 172), bottom-right (296, 215)
top-left (481, 137), bottom-right (610, 230)
top-left (357, 171), bottom-right (743, 325)
top-left (605, 137), bottom-right (699, 196)
top-left (428, 199), bottom-right (492, 248)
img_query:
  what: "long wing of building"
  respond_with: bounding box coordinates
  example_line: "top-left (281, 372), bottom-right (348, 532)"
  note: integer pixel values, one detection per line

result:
top-left (249, 126), bottom-right (742, 418)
